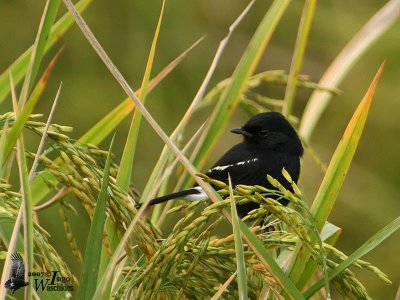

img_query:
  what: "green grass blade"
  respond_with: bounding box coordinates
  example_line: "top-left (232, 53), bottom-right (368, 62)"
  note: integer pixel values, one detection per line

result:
top-left (1, 52), bottom-right (60, 165)
top-left (29, 82), bottom-right (62, 182)
top-left (311, 62), bottom-right (384, 230)
top-left (299, 0), bottom-right (399, 141)
top-left (79, 98), bottom-right (134, 145)
top-left (238, 221), bottom-right (304, 300)
top-left (282, 0), bottom-right (316, 117)
top-left (117, 0), bottom-right (165, 191)
top-left (228, 177), bottom-right (248, 300)
top-left (190, 0), bottom-right (291, 175)
top-left (12, 94), bottom-right (34, 300)
top-left (304, 216), bottom-right (400, 298)
top-left (288, 62), bottom-right (385, 287)
top-left (0, 0), bottom-right (92, 104)
top-left (0, 120), bottom-right (9, 180)
top-left (18, 0), bottom-right (61, 106)
top-left (76, 136), bottom-right (114, 300)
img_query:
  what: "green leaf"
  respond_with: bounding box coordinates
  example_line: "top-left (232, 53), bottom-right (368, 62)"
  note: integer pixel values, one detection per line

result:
top-left (228, 177), bottom-right (248, 300)
top-left (1, 52), bottom-right (60, 165)
top-left (18, 0), bottom-right (61, 106)
top-left (288, 62), bottom-right (385, 287)
top-left (14, 108), bottom-right (34, 299)
top-left (311, 62), bottom-right (385, 231)
top-left (117, 0), bottom-right (166, 191)
top-left (76, 135), bottom-right (114, 300)
top-left (0, 120), bottom-right (9, 181)
top-left (282, 0), bottom-right (316, 116)
top-left (304, 216), bottom-right (400, 298)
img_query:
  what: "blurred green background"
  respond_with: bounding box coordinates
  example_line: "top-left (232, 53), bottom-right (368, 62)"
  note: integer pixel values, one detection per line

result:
top-left (0, 0), bottom-right (399, 298)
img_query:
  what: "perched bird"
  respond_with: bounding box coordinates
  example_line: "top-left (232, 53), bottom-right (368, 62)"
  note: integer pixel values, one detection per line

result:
top-left (4, 252), bottom-right (29, 294)
top-left (144, 112), bottom-right (303, 218)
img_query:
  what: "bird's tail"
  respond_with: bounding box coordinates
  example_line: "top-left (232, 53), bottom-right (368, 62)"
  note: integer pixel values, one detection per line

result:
top-left (136, 188), bottom-right (203, 209)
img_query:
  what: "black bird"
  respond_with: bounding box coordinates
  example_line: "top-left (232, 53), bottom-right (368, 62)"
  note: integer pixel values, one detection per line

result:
top-left (4, 253), bottom-right (29, 294)
top-left (145, 112), bottom-right (303, 218)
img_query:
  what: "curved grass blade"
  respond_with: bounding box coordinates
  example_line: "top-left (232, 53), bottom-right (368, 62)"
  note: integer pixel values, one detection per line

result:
top-left (0, 121), bottom-right (9, 180)
top-left (1, 51), bottom-right (60, 165)
top-left (304, 216), bottom-right (400, 298)
top-left (76, 136), bottom-right (115, 300)
top-left (29, 82), bottom-right (62, 182)
top-left (311, 62), bottom-right (384, 230)
top-left (0, 0), bottom-right (92, 104)
top-left (228, 176), bottom-right (248, 300)
top-left (117, 0), bottom-right (165, 191)
top-left (299, 0), bottom-right (399, 141)
top-left (11, 79), bottom-right (34, 300)
top-left (18, 0), bottom-right (61, 107)
top-left (282, 0), bottom-right (316, 117)
top-left (288, 62), bottom-right (385, 287)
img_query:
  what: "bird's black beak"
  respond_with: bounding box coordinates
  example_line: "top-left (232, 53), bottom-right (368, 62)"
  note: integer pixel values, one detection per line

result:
top-left (230, 127), bottom-right (253, 138)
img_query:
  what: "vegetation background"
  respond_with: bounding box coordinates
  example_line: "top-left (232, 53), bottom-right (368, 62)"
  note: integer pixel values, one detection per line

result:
top-left (0, 0), bottom-right (399, 298)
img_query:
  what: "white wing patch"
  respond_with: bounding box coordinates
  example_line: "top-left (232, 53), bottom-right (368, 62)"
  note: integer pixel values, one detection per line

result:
top-left (209, 158), bottom-right (259, 173)
top-left (183, 187), bottom-right (208, 202)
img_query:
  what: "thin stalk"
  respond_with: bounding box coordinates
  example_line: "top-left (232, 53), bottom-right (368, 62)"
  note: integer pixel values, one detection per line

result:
top-left (282, 0), bottom-right (316, 117)
top-left (29, 82), bottom-right (62, 182)
top-left (11, 78), bottom-right (33, 300)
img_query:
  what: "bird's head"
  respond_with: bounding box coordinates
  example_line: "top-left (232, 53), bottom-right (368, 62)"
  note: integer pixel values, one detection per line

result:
top-left (231, 112), bottom-right (303, 155)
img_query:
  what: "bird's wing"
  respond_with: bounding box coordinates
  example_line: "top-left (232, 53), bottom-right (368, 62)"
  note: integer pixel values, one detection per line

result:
top-left (206, 143), bottom-right (262, 185)
top-left (10, 253), bottom-right (25, 279)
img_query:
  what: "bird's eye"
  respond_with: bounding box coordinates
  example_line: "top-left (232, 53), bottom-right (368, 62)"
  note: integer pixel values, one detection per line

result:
top-left (259, 129), bottom-right (269, 137)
